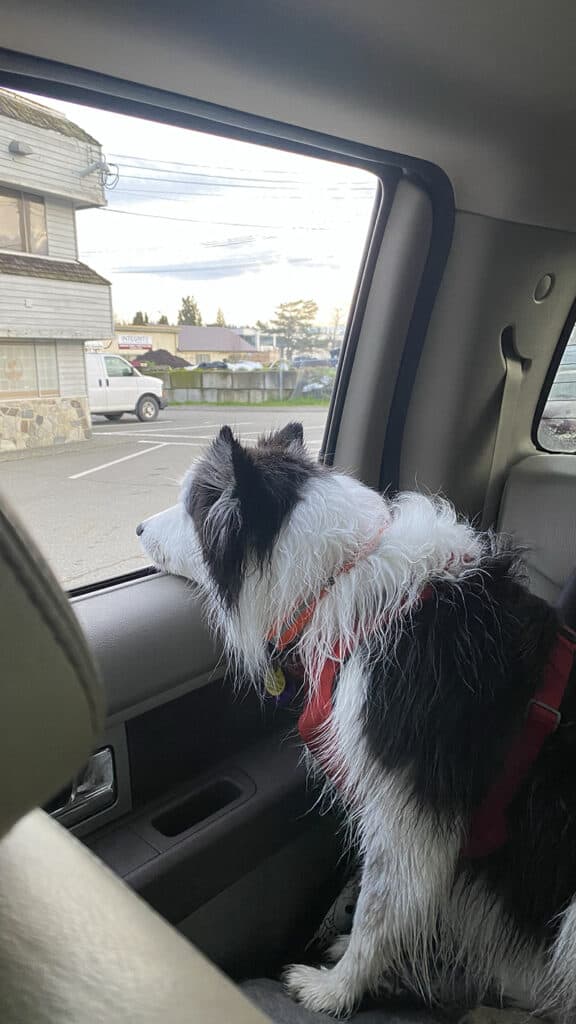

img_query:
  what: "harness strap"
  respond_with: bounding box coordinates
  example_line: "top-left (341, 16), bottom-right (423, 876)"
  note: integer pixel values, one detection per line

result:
top-left (298, 643), bottom-right (343, 760)
top-left (297, 587), bottom-right (435, 771)
top-left (464, 628), bottom-right (576, 859)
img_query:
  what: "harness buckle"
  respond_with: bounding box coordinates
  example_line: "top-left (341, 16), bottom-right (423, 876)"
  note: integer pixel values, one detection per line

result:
top-left (528, 698), bottom-right (562, 731)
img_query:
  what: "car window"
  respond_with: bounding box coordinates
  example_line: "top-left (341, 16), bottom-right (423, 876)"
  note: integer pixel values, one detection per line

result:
top-left (538, 332), bottom-right (576, 452)
top-left (105, 356), bottom-right (134, 378)
top-left (0, 87), bottom-right (378, 590)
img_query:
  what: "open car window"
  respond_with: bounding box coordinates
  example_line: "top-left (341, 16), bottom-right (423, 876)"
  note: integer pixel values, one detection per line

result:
top-left (0, 87), bottom-right (378, 590)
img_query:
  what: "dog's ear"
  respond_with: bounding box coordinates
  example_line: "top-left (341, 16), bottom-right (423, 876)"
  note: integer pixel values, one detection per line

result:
top-left (216, 425), bottom-right (267, 514)
top-left (217, 424), bottom-right (235, 447)
top-left (212, 422), bottom-right (312, 577)
top-left (229, 437), bottom-right (265, 513)
top-left (275, 422), bottom-right (304, 447)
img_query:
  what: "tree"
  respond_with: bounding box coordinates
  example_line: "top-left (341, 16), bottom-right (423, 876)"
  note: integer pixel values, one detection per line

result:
top-left (330, 306), bottom-right (344, 342)
top-left (157, 314), bottom-right (169, 325)
top-left (177, 296), bottom-right (203, 326)
top-left (215, 307), bottom-right (226, 328)
top-left (255, 319), bottom-right (270, 332)
top-left (132, 311), bottom-right (149, 325)
top-left (269, 299), bottom-right (319, 360)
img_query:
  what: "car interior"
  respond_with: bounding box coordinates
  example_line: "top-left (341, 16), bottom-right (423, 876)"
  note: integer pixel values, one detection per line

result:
top-left (2, 1), bottom-right (576, 1021)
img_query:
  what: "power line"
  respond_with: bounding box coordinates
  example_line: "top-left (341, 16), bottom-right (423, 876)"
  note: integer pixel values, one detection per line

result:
top-left (110, 152), bottom-right (374, 184)
top-left (117, 171), bottom-right (374, 193)
top-left (95, 206), bottom-right (333, 230)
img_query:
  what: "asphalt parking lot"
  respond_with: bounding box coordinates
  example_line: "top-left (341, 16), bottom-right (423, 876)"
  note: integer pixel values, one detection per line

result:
top-left (0, 406), bottom-right (327, 589)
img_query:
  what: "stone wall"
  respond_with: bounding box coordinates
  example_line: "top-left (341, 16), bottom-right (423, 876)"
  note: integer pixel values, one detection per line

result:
top-left (0, 396), bottom-right (91, 451)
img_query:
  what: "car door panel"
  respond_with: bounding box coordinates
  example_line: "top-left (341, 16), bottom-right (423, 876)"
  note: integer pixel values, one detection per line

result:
top-left (104, 355), bottom-right (137, 411)
top-left (85, 354), bottom-right (107, 413)
top-left (67, 575), bottom-right (345, 973)
top-left (72, 574), bottom-right (221, 720)
top-left (498, 454), bottom-right (576, 602)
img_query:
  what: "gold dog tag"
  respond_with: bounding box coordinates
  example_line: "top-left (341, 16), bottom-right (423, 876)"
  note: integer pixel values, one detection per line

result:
top-left (265, 666), bottom-right (286, 697)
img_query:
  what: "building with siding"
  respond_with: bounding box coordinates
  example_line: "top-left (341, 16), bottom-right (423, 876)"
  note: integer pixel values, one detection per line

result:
top-left (0, 90), bottom-right (113, 450)
top-left (178, 326), bottom-right (263, 363)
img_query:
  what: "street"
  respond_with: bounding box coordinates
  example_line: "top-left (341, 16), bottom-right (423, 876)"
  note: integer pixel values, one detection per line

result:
top-left (0, 406), bottom-right (327, 589)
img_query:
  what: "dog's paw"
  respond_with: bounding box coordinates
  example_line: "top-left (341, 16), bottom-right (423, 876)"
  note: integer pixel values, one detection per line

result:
top-left (283, 963), bottom-right (358, 1018)
top-left (325, 934), bottom-right (350, 963)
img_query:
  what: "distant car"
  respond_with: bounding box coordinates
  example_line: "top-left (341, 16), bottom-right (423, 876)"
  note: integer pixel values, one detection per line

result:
top-left (293, 356), bottom-right (331, 367)
top-left (302, 375), bottom-right (333, 396)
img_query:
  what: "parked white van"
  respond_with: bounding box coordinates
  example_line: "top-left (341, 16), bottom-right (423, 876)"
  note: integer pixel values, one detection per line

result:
top-left (85, 353), bottom-right (166, 422)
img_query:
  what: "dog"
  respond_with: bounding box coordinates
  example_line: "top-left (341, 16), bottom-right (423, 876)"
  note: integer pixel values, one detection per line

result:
top-left (137, 422), bottom-right (576, 1022)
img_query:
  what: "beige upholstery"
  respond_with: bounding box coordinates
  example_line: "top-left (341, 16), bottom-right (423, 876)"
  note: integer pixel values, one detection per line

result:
top-left (0, 810), bottom-right (269, 1023)
top-left (0, 495), bottom-right (270, 1023)
top-left (0, 499), bottom-right (103, 839)
top-left (498, 454), bottom-right (576, 602)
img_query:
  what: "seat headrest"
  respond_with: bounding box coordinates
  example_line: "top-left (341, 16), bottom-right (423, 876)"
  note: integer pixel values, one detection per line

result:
top-left (0, 497), bottom-right (103, 839)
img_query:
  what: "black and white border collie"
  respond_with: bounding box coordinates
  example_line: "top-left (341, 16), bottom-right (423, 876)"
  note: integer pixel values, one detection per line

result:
top-left (138, 423), bottom-right (576, 1022)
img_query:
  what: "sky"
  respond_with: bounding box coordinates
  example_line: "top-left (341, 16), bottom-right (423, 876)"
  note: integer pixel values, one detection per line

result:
top-left (24, 90), bottom-right (378, 328)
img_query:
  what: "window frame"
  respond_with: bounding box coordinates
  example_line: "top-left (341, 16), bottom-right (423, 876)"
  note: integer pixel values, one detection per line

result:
top-left (0, 50), bottom-right (454, 596)
top-left (533, 297), bottom-right (576, 453)
top-left (0, 341), bottom-right (59, 399)
top-left (0, 186), bottom-right (48, 255)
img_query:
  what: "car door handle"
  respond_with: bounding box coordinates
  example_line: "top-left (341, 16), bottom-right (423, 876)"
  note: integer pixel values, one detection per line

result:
top-left (51, 748), bottom-right (116, 827)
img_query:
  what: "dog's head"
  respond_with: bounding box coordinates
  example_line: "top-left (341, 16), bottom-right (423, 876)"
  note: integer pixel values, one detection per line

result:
top-left (137, 422), bottom-right (321, 607)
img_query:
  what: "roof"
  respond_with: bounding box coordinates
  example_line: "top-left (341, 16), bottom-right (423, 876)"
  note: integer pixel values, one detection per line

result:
top-left (178, 327), bottom-right (256, 353)
top-left (0, 90), bottom-right (98, 146)
top-left (0, 253), bottom-right (110, 286)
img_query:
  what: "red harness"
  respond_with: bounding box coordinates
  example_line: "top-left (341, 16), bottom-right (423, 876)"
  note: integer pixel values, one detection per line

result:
top-left (463, 627), bottom-right (576, 858)
top-left (270, 579), bottom-right (576, 860)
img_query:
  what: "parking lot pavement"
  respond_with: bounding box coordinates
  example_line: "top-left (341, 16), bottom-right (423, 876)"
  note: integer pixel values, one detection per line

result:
top-left (0, 406), bottom-right (328, 590)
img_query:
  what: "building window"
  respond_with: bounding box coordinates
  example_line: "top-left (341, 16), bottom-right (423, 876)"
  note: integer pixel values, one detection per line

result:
top-left (0, 342), bottom-right (58, 397)
top-left (0, 189), bottom-right (48, 255)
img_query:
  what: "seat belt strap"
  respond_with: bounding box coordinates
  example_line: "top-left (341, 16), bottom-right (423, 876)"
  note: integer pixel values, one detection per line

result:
top-left (481, 330), bottom-right (525, 530)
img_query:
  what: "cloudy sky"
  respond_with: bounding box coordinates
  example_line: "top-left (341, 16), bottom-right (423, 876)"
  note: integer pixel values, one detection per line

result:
top-left (26, 91), bottom-right (378, 328)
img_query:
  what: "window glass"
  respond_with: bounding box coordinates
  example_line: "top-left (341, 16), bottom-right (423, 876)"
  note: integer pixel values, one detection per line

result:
top-left (0, 343), bottom-right (38, 396)
top-left (0, 87), bottom-right (378, 589)
top-left (105, 356), bottom-right (134, 377)
top-left (36, 343), bottom-right (58, 394)
top-left (0, 190), bottom-right (48, 254)
top-left (0, 190), bottom-right (23, 250)
top-left (538, 334), bottom-right (576, 451)
top-left (26, 196), bottom-right (48, 255)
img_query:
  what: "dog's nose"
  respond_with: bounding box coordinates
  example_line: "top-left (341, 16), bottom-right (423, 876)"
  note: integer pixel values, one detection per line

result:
top-left (136, 522), bottom-right (144, 537)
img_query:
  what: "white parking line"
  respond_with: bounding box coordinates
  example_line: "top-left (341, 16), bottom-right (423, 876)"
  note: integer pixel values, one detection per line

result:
top-left (137, 440), bottom-right (200, 447)
top-left (92, 422), bottom-right (173, 431)
top-left (95, 431), bottom-right (238, 442)
top-left (93, 420), bottom-right (255, 435)
top-left (95, 431), bottom-right (266, 442)
top-left (69, 444), bottom-right (169, 480)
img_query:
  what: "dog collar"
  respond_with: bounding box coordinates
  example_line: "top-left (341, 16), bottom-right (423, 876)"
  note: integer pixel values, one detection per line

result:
top-left (267, 522), bottom-right (390, 655)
